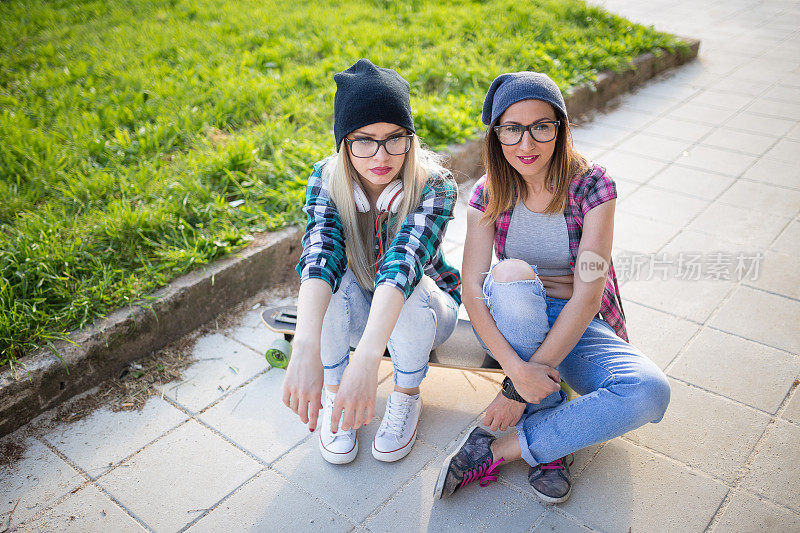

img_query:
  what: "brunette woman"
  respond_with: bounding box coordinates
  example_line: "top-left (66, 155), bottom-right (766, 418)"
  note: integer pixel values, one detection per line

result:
top-left (436, 72), bottom-right (669, 502)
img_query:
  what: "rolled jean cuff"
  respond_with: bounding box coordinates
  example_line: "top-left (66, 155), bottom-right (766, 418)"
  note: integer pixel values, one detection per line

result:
top-left (513, 388), bottom-right (567, 466)
top-left (322, 355), bottom-right (349, 386)
top-left (392, 363), bottom-right (429, 389)
top-left (516, 424), bottom-right (539, 467)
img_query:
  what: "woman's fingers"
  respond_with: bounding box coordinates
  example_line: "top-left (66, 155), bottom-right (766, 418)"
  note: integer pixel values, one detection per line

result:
top-left (285, 385), bottom-right (325, 429)
top-left (298, 398), bottom-right (310, 424)
top-left (334, 395), bottom-right (375, 430)
top-left (487, 409), bottom-right (500, 432)
top-left (332, 392), bottom-right (356, 431)
top-left (338, 399), bottom-right (356, 431)
top-left (547, 370), bottom-right (562, 394)
top-left (351, 404), bottom-right (364, 430)
top-left (308, 399), bottom-right (321, 432)
top-left (352, 404), bottom-right (367, 429)
top-left (282, 386), bottom-right (291, 409)
top-left (330, 401), bottom-right (344, 433)
top-left (344, 408), bottom-right (358, 431)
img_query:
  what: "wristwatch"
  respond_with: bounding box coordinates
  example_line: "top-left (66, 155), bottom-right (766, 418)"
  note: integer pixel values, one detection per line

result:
top-left (501, 377), bottom-right (527, 403)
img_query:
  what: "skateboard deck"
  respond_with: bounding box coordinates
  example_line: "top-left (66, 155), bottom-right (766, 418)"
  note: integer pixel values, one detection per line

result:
top-left (260, 306), bottom-right (502, 372)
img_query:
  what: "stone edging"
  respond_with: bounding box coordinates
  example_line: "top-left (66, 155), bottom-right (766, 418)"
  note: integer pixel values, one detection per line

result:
top-left (0, 37), bottom-right (699, 436)
top-left (1, 228), bottom-right (300, 435)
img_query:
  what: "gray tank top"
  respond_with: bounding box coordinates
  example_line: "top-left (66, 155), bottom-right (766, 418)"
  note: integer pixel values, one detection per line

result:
top-left (504, 201), bottom-right (572, 276)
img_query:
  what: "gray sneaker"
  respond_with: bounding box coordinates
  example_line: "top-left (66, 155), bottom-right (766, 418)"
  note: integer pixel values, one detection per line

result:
top-left (434, 427), bottom-right (504, 499)
top-left (528, 455), bottom-right (574, 504)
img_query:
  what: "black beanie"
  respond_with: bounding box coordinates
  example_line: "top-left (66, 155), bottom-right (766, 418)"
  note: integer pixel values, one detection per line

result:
top-left (333, 59), bottom-right (415, 151)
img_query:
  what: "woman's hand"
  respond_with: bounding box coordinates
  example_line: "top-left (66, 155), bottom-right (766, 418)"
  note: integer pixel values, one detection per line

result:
top-left (282, 339), bottom-right (324, 432)
top-left (483, 390), bottom-right (526, 432)
top-left (506, 359), bottom-right (561, 404)
top-left (329, 353), bottom-right (381, 432)
top-left (326, 284), bottom-right (403, 433)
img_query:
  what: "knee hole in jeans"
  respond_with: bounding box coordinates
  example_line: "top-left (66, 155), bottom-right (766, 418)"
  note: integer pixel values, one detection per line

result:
top-left (491, 259), bottom-right (539, 283)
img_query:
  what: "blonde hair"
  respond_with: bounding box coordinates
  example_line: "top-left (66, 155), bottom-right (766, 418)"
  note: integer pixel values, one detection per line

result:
top-left (324, 135), bottom-right (448, 290)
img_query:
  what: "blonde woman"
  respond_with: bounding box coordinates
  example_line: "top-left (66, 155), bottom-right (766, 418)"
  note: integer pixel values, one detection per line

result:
top-left (282, 59), bottom-right (461, 464)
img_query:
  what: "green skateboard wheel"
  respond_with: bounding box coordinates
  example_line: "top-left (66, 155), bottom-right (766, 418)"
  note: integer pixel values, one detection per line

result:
top-left (560, 381), bottom-right (578, 401)
top-left (266, 339), bottom-right (292, 369)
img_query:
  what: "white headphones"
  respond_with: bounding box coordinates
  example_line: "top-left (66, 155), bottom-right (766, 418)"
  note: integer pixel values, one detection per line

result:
top-left (353, 179), bottom-right (404, 213)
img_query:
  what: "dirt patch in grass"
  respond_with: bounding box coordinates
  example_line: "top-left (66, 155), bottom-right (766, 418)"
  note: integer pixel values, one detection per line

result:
top-left (205, 127), bottom-right (231, 147)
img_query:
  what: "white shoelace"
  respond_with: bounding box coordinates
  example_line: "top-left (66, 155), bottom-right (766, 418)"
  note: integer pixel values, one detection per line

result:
top-left (379, 397), bottom-right (411, 439)
top-left (324, 393), bottom-right (353, 443)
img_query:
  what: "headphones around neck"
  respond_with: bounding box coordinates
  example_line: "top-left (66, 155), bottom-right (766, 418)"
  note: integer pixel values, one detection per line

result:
top-left (352, 178), bottom-right (404, 274)
top-left (352, 179), bottom-right (404, 214)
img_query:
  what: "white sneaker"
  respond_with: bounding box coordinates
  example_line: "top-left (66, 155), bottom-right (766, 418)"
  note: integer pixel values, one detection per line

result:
top-left (372, 391), bottom-right (422, 462)
top-left (318, 389), bottom-right (358, 464)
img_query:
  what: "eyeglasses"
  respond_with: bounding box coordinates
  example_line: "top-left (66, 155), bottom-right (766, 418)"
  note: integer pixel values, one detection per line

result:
top-left (345, 134), bottom-right (414, 158)
top-left (493, 121), bottom-right (560, 145)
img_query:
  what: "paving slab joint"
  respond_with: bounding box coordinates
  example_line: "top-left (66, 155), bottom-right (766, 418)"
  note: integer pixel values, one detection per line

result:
top-left (23, 436), bottom-right (156, 532)
top-left (703, 415), bottom-right (783, 530)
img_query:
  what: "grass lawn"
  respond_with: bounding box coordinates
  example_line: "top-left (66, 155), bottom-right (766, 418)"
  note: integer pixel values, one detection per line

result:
top-left (0, 0), bottom-right (686, 368)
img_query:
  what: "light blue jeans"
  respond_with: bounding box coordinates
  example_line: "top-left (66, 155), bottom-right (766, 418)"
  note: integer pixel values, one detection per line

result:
top-left (320, 269), bottom-right (459, 389)
top-left (480, 261), bottom-right (671, 466)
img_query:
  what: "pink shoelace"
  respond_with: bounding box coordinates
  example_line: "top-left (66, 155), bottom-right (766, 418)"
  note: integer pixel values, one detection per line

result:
top-left (540, 453), bottom-right (575, 470)
top-left (460, 457), bottom-right (504, 488)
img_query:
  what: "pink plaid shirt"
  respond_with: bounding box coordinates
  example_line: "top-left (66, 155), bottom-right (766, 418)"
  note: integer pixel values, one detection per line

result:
top-left (468, 163), bottom-right (628, 342)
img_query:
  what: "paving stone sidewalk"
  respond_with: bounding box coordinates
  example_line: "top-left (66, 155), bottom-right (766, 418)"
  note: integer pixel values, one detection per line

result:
top-left (3, 0), bottom-right (800, 531)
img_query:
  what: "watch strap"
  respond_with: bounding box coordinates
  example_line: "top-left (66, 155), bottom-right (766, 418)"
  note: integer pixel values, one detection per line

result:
top-left (502, 376), bottom-right (527, 403)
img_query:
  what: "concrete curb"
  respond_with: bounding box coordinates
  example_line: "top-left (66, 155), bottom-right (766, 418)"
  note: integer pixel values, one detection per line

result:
top-left (0, 38), bottom-right (699, 436)
top-left (1, 228), bottom-right (300, 435)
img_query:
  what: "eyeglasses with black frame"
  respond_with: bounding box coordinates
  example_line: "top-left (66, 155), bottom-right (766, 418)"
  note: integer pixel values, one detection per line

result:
top-left (493, 121), bottom-right (560, 146)
top-left (345, 134), bottom-right (414, 158)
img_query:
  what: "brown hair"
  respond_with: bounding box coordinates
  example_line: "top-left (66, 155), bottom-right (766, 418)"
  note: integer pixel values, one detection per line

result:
top-left (480, 106), bottom-right (588, 221)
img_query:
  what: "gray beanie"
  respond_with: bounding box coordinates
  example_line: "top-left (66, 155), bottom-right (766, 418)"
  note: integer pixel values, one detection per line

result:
top-left (481, 72), bottom-right (568, 126)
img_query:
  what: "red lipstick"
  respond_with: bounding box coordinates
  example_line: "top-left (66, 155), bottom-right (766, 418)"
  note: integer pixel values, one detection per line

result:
top-left (517, 155), bottom-right (540, 165)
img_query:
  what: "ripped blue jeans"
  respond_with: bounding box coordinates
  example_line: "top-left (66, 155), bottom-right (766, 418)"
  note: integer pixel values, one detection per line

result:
top-left (479, 261), bottom-right (671, 466)
top-left (320, 268), bottom-right (459, 389)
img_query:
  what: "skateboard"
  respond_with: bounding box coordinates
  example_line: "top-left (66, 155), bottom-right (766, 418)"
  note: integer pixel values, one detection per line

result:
top-left (261, 306), bottom-right (578, 399)
top-left (260, 306), bottom-right (502, 372)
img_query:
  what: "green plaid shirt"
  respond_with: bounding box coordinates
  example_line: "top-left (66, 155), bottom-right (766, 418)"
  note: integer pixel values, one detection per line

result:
top-left (296, 158), bottom-right (462, 305)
